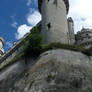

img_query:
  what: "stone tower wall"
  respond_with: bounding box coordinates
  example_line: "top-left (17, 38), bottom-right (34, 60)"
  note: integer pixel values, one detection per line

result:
top-left (76, 28), bottom-right (92, 49)
top-left (40, 0), bottom-right (69, 44)
top-left (68, 17), bottom-right (75, 44)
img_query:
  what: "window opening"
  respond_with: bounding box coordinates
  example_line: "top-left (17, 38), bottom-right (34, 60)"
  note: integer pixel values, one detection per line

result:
top-left (47, 23), bottom-right (51, 30)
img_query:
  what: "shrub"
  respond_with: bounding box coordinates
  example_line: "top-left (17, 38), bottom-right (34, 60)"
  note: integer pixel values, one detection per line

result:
top-left (24, 27), bottom-right (43, 57)
top-left (46, 74), bottom-right (56, 82)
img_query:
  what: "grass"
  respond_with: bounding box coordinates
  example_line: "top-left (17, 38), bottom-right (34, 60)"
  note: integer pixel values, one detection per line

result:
top-left (40, 42), bottom-right (91, 56)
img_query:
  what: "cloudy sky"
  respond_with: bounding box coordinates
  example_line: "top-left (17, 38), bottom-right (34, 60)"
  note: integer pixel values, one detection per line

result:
top-left (68, 0), bottom-right (92, 32)
top-left (0, 0), bottom-right (92, 51)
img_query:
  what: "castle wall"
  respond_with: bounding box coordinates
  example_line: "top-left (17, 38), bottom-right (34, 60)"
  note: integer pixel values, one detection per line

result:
top-left (76, 28), bottom-right (92, 49)
top-left (67, 17), bottom-right (75, 44)
top-left (7, 49), bottom-right (92, 92)
top-left (41, 0), bottom-right (69, 44)
top-left (0, 22), bottom-right (41, 64)
top-left (0, 56), bottom-right (37, 92)
top-left (0, 41), bottom-right (23, 63)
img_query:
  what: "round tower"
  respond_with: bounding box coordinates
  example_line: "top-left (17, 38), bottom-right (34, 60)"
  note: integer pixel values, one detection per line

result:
top-left (67, 17), bottom-right (75, 44)
top-left (38, 0), bottom-right (69, 44)
top-left (0, 37), bottom-right (4, 56)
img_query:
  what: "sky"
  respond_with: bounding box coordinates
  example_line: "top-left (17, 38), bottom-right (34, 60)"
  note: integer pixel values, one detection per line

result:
top-left (0, 0), bottom-right (92, 52)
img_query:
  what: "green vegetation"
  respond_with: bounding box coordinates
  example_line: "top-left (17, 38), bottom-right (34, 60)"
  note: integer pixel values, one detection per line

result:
top-left (28, 80), bottom-right (35, 89)
top-left (42, 88), bottom-right (45, 92)
top-left (0, 26), bottom-right (91, 71)
top-left (88, 88), bottom-right (92, 92)
top-left (46, 74), bottom-right (56, 82)
top-left (25, 72), bottom-right (30, 77)
top-left (23, 26), bottom-right (91, 57)
top-left (23, 26), bottom-right (43, 57)
top-left (41, 42), bottom-right (91, 56)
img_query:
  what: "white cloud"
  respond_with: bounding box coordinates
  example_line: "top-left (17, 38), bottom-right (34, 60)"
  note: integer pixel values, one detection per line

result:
top-left (15, 24), bottom-right (32, 39)
top-left (68, 0), bottom-right (92, 33)
top-left (26, 0), bottom-right (38, 7)
top-left (15, 10), bottom-right (41, 40)
top-left (27, 0), bottom-right (31, 6)
top-left (6, 42), bottom-right (13, 48)
top-left (16, 0), bottom-right (92, 39)
top-left (11, 21), bottom-right (18, 28)
top-left (27, 11), bottom-right (41, 26)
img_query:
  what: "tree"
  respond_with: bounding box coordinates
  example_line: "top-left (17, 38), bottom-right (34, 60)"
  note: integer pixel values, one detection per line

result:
top-left (24, 26), bottom-right (43, 57)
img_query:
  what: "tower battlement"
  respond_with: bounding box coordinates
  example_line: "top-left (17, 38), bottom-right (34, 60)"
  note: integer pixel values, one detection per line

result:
top-left (38, 0), bottom-right (69, 13)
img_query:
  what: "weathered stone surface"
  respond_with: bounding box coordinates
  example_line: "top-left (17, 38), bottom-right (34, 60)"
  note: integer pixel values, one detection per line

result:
top-left (9, 49), bottom-right (92, 92)
top-left (0, 57), bottom-right (36, 92)
top-left (40, 0), bottom-right (69, 44)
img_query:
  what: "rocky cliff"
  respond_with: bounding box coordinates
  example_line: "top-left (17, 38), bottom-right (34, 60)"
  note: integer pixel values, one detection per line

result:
top-left (0, 49), bottom-right (92, 92)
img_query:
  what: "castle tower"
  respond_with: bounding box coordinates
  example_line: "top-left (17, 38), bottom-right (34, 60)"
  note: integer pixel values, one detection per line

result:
top-left (38, 0), bottom-right (69, 44)
top-left (76, 28), bottom-right (92, 49)
top-left (67, 17), bottom-right (75, 44)
top-left (0, 37), bottom-right (4, 56)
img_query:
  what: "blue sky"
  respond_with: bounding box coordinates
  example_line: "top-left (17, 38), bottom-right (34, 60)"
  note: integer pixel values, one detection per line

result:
top-left (0, 0), bottom-right (92, 52)
top-left (0, 0), bottom-right (41, 52)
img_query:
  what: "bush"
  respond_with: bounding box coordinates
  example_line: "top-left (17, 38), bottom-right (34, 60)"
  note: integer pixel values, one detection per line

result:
top-left (24, 27), bottom-right (43, 57)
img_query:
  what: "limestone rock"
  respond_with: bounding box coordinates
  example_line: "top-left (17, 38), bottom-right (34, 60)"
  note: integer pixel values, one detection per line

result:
top-left (11, 49), bottom-right (92, 92)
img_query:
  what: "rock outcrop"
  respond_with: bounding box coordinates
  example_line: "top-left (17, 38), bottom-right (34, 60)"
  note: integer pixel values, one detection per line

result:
top-left (7, 49), bottom-right (92, 92)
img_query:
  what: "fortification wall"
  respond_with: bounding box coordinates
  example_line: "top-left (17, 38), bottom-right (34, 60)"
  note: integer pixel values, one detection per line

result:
top-left (0, 56), bottom-right (37, 92)
top-left (76, 28), bottom-right (92, 49)
top-left (6, 49), bottom-right (92, 92)
top-left (0, 21), bottom-right (41, 64)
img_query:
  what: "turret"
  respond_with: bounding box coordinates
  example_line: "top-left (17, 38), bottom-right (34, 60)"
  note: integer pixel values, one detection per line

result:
top-left (0, 37), bottom-right (4, 56)
top-left (67, 17), bottom-right (75, 44)
top-left (38, 0), bottom-right (69, 44)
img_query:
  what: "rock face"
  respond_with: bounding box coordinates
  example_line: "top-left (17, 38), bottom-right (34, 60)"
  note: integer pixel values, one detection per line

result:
top-left (9, 49), bottom-right (92, 92)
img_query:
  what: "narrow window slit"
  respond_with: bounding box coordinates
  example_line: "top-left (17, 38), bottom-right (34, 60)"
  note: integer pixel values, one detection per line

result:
top-left (47, 23), bottom-right (51, 30)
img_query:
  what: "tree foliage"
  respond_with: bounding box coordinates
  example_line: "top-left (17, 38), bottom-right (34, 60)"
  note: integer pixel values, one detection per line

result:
top-left (24, 27), bottom-right (43, 57)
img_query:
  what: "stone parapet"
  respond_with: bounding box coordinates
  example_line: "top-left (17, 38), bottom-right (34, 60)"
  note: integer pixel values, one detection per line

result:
top-left (38, 0), bottom-right (69, 14)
